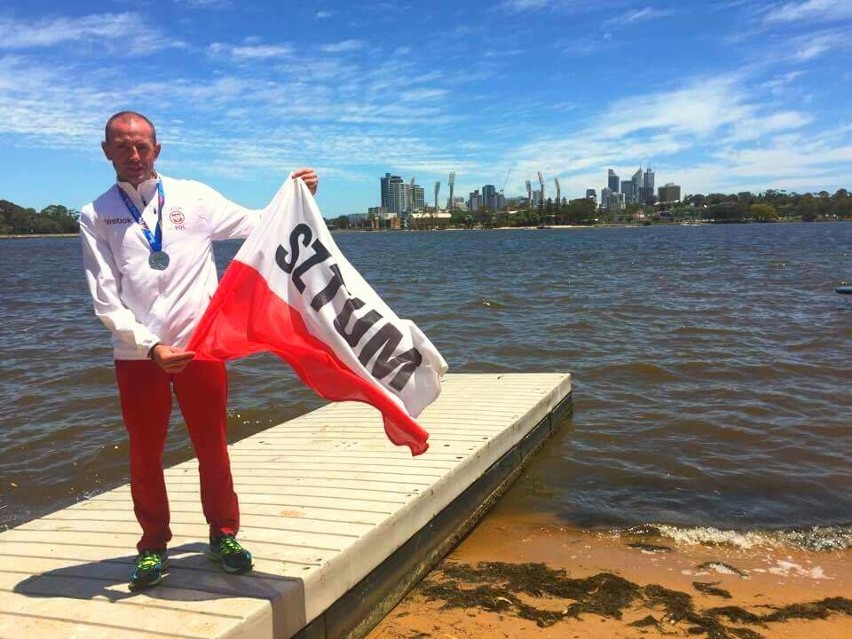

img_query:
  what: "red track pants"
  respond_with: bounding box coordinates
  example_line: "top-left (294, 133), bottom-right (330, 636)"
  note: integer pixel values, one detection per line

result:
top-left (115, 359), bottom-right (240, 553)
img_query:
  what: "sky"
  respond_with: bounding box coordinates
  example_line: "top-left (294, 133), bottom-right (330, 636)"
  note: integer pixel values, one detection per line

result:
top-left (1, 0), bottom-right (851, 216)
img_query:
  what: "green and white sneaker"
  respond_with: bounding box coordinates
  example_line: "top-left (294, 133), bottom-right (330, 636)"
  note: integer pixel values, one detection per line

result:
top-left (208, 534), bottom-right (253, 574)
top-left (129, 549), bottom-right (168, 591)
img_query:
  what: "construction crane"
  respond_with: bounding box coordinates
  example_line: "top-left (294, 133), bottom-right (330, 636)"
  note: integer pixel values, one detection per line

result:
top-left (554, 177), bottom-right (561, 206)
top-left (500, 163), bottom-right (515, 195)
top-left (448, 172), bottom-right (456, 211)
top-left (525, 179), bottom-right (532, 209)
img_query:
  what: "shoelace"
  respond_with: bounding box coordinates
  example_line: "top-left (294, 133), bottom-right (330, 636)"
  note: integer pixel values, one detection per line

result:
top-left (217, 536), bottom-right (243, 555)
top-left (137, 551), bottom-right (162, 571)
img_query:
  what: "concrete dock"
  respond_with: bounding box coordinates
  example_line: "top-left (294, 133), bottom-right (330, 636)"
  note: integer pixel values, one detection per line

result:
top-left (0, 372), bottom-right (572, 638)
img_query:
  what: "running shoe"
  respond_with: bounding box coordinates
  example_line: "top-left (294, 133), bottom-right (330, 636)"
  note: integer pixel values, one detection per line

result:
top-left (129, 549), bottom-right (168, 591)
top-left (208, 534), bottom-right (253, 574)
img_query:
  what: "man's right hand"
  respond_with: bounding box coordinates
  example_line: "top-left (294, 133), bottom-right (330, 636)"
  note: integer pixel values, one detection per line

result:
top-left (150, 344), bottom-right (195, 374)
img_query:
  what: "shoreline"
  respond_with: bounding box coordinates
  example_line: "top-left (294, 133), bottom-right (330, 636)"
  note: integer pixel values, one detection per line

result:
top-left (0, 233), bottom-right (79, 239)
top-left (367, 513), bottom-right (851, 639)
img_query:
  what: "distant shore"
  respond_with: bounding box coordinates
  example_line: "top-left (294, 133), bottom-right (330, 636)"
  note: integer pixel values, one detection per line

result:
top-left (0, 233), bottom-right (78, 239)
top-left (368, 513), bottom-right (851, 639)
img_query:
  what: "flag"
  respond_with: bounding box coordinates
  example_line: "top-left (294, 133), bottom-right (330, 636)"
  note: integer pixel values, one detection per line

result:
top-left (187, 178), bottom-right (448, 455)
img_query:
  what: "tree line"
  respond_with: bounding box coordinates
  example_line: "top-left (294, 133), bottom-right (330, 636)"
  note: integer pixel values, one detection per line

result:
top-left (0, 200), bottom-right (80, 235)
top-left (331, 187), bottom-right (852, 231)
top-left (5, 187), bottom-right (852, 235)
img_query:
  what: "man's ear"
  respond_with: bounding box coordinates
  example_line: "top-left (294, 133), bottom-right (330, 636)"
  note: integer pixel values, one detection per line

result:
top-left (101, 140), bottom-right (111, 160)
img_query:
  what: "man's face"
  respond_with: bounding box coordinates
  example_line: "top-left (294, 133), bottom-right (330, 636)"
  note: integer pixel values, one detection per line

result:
top-left (101, 117), bottom-right (161, 186)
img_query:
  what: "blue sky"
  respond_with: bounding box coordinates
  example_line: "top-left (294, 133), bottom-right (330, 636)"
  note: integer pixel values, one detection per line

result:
top-left (1, 0), bottom-right (851, 216)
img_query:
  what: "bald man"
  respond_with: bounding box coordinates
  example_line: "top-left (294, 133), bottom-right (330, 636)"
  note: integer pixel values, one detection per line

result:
top-left (80, 111), bottom-right (318, 590)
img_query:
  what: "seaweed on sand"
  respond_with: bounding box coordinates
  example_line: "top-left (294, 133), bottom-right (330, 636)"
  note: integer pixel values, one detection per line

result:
top-left (759, 597), bottom-right (852, 622)
top-left (413, 561), bottom-right (852, 638)
top-left (437, 561), bottom-right (640, 620)
top-left (693, 581), bottom-right (733, 599)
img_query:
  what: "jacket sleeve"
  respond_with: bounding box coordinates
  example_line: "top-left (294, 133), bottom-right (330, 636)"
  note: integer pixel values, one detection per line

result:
top-left (196, 181), bottom-right (268, 241)
top-left (79, 208), bottom-right (161, 355)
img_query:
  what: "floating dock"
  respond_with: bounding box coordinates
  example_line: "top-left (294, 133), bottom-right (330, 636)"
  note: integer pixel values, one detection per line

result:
top-left (0, 372), bottom-right (572, 638)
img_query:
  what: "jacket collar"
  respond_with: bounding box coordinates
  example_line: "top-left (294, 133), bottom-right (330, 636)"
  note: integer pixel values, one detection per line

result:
top-left (116, 174), bottom-right (161, 209)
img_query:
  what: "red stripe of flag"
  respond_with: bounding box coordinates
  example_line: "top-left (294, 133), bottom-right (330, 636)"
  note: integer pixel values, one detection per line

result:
top-left (188, 259), bottom-right (429, 455)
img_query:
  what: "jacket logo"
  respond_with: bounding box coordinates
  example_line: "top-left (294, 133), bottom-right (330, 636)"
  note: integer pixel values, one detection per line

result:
top-left (169, 209), bottom-right (185, 225)
top-left (105, 217), bottom-right (133, 225)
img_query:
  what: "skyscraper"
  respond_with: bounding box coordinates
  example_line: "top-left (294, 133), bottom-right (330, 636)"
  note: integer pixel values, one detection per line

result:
top-left (411, 183), bottom-right (425, 211)
top-left (607, 169), bottom-right (620, 193)
top-left (586, 188), bottom-right (597, 204)
top-left (482, 184), bottom-right (498, 210)
top-left (640, 167), bottom-right (656, 204)
top-left (380, 173), bottom-right (406, 215)
top-left (630, 167), bottom-right (642, 204)
top-left (600, 187), bottom-right (613, 211)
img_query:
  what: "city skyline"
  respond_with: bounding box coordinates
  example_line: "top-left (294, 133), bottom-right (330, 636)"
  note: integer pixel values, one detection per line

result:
top-left (372, 165), bottom-right (681, 218)
top-left (0, 1), bottom-right (851, 217)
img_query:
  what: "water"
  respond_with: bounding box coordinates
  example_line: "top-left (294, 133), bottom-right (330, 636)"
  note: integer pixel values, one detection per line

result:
top-left (1, 223), bottom-right (850, 547)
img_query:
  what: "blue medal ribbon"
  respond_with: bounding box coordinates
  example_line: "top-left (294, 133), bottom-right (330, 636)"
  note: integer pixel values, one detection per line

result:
top-left (117, 180), bottom-right (165, 253)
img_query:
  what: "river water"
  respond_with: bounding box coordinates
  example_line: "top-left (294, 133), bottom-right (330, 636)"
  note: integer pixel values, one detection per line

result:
top-left (1, 223), bottom-right (850, 548)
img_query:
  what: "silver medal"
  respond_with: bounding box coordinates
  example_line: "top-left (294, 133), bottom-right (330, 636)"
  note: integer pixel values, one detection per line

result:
top-left (149, 250), bottom-right (170, 270)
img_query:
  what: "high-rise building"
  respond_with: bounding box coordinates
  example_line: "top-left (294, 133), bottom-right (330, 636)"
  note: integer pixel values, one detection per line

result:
top-left (621, 180), bottom-right (635, 203)
top-left (658, 183), bottom-right (681, 203)
top-left (605, 190), bottom-right (624, 212)
top-left (380, 173), bottom-right (406, 214)
top-left (404, 182), bottom-right (425, 212)
top-left (412, 184), bottom-right (425, 211)
top-left (607, 169), bottom-right (620, 193)
top-left (629, 167), bottom-right (642, 203)
top-left (600, 187), bottom-right (613, 211)
top-left (482, 184), bottom-right (498, 210)
top-left (586, 188), bottom-right (597, 204)
top-left (469, 189), bottom-right (482, 212)
top-left (640, 167), bottom-right (656, 204)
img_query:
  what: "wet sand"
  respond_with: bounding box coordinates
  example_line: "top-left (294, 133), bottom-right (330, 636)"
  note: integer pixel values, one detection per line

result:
top-left (367, 514), bottom-right (851, 639)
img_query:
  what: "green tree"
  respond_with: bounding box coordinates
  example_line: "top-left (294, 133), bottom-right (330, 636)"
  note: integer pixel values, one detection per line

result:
top-left (750, 203), bottom-right (778, 222)
top-left (798, 193), bottom-right (818, 222)
top-left (564, 198), bottom-right (596, 225)
top-left (833, 189), bottom-right (851, 219)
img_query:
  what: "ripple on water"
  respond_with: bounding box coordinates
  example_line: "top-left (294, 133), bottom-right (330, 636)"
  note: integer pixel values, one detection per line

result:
top-left (2, 224), bottom-right (851, 533)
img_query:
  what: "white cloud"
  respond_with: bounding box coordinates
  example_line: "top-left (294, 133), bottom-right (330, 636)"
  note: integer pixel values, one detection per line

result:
top-left (0, 13), bottom-right (182, 53)
top-left (500, 0), bottom-right (591, 13)
top-left (499, 73), bottom-right (835, 197)
top-left (208, 42), bottom-right (294, 61)
top-left (321, 39), bottom-right (367, 53)
top-left (763, 0), bottom-right (852, 24)
top-left (789, 30), bottom-right (846, 60)
top-left (761, 70), bottom-right (805, 94)
top-left (603, 7), bottom-right (674, 30)
top-left (175, 0), bottom-right (232, 8)
top-left (316, 10), bottom-right (334, 19)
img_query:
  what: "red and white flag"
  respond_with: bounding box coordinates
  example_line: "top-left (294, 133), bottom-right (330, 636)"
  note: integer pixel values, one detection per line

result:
top-left (188, 178), bottom-right (448, 455)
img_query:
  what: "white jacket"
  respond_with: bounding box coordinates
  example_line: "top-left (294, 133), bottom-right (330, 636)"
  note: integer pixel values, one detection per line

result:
top-left (80, 175), bottom-right (265, 360)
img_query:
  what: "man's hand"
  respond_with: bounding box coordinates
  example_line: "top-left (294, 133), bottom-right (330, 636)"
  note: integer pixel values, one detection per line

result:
top-left (292, 167), bottom-right (319, 195)
top-left (150, 344), bottom-right (195, 374)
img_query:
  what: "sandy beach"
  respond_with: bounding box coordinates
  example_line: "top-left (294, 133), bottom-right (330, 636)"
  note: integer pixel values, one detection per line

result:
top-left (367, 513), bottom-right (851, 639)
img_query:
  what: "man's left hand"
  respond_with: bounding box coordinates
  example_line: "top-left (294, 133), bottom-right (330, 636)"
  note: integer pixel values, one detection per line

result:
top-left (292, 168), bottom-right (319, 195)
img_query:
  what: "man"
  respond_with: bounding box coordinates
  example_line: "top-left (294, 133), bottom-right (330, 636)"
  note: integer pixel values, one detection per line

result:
top-left (79, 111), bottom-right (318, 590)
